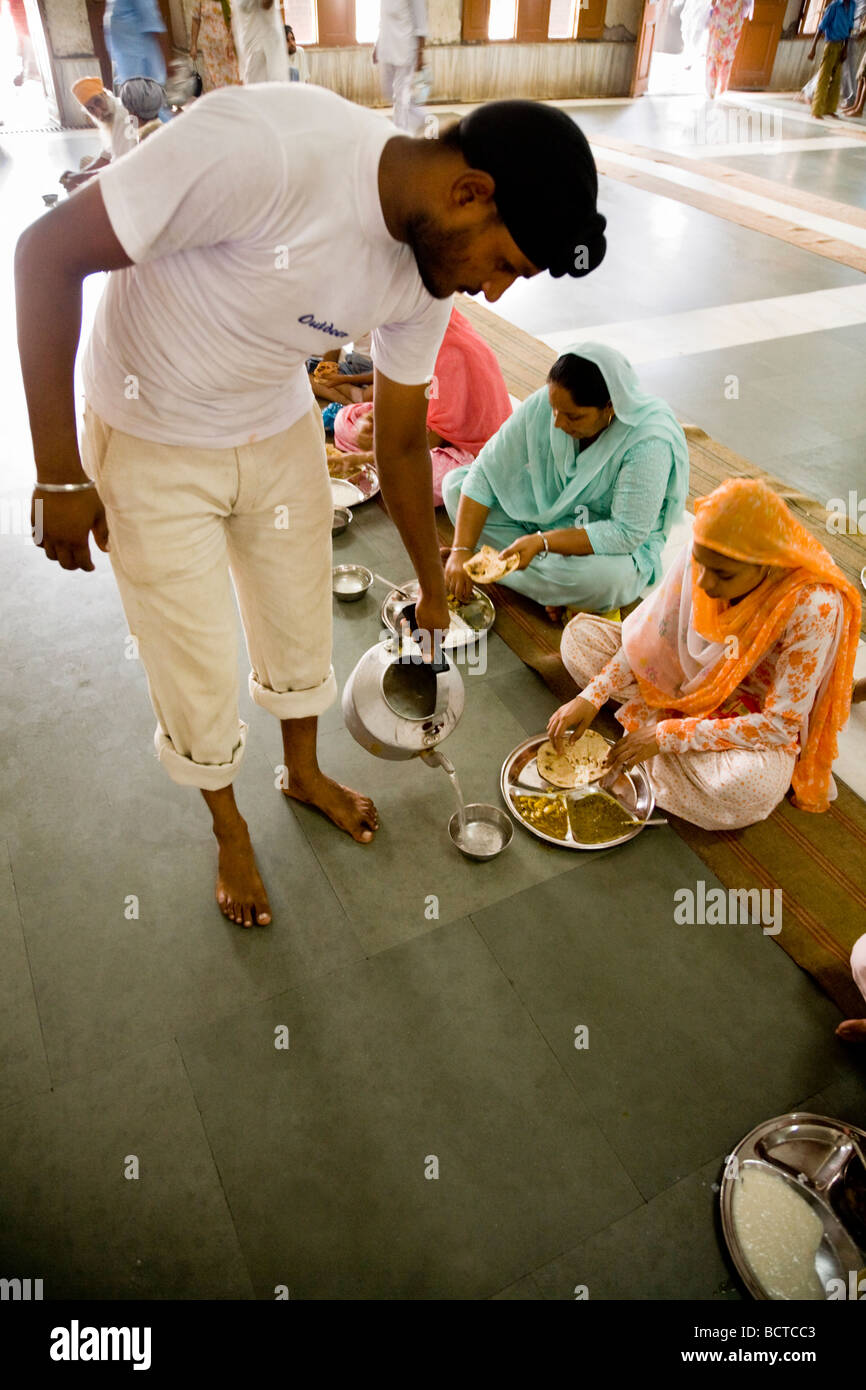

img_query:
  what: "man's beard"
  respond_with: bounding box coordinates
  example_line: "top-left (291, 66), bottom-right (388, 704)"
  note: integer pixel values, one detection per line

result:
top-left (404, 212), bottom-right (478, 299)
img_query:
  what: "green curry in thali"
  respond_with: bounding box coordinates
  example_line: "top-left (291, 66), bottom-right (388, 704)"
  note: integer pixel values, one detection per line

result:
top-left (512, 790), bottom-right (639, 844)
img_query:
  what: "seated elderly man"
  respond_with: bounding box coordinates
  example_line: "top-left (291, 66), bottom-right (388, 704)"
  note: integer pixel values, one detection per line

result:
top-left (60, 77), bottom-right (165, 192)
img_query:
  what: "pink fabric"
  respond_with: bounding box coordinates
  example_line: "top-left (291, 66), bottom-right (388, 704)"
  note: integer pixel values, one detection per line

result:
top-left (334, 307), bottom-right (511, 458)
top-left (427, 306), bottom-right (512, 455)
top-left (334, 402), bottom-right (371, 453)
top-left (430, 445), bottom-right (474, 506)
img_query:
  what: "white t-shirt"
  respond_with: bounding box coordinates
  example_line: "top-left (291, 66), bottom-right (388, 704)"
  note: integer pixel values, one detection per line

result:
top-left (377, 0), bottom-right (427, 68)
top-left (82, 85), bottom-right (452, 448)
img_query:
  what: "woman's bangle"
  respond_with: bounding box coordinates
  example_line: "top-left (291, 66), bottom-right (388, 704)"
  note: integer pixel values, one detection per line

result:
top-left (450, 546), bottom-right (473, 553)
top-left (34, 479), bottom-right (96, 493)
top-left (536, 531), bottom-right (549, 557)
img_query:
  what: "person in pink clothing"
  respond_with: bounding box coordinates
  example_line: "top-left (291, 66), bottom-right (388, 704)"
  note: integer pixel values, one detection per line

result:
top-left (332, 305), bottom-right (512, 505)
top-left (705, 0), bottom-right (754, 98)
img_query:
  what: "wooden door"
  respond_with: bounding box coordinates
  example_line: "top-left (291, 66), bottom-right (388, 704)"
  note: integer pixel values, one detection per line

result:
top-left (630, 0), bottom-right (661, 96)
top-left (729, 0), bottom-right (788, 89)
top-left (516, 0), bottom-right (552, 41)
top-left (577, 0), bottom-right (607, 40)
top-left (463, 0), bottom-right (492, 41)
top-left (84, 0), bottom-right (113, 90)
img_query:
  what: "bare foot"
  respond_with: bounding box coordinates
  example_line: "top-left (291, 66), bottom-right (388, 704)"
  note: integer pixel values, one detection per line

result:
top-left (836, 1018), bottom-right (866, 1043)
top-left (215, 821), bottom-right (271, 927)
top-left (284, 772), bottom-right (379, 843)
top-left (545, 605), bottom-right (564, 624)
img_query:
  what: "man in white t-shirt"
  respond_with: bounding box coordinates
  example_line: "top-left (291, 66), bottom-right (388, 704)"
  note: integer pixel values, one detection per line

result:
top-left (374, 0), bottom-right (427, 133)
top-left (232, 0), bottom-right (290, 85)
top-left (16, 89), bottom-right (607, 929)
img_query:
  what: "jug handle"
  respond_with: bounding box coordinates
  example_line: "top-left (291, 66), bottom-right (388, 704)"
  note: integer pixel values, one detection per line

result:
top-left (396, 603), bottom-right (450, 676)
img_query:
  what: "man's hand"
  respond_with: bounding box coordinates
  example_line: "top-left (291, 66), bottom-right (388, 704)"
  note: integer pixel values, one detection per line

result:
top-left (33, 488), bottom-right (109, 571)
top-left (444, 550), bottom-right (474, 603)
top-left (546, 695), bottom-right (596, 754)
top-left (500, 533), bottom-right (543, 571)
top-left (603, 725), bottom-right (660, 777)
top-left (414, 589), bottom-right (451, 654)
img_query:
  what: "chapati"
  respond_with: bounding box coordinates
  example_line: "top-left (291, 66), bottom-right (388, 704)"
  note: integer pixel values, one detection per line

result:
top-left (536, 730), bottom-right (610, 788)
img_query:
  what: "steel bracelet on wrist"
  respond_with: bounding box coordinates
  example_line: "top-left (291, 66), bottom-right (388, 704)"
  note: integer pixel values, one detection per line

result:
top-left (34, 479), bottom-right (96, 493)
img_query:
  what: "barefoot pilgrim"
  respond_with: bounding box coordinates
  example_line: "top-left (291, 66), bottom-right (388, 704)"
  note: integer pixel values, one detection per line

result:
top-left (15, 90), bottom-right (607, 929)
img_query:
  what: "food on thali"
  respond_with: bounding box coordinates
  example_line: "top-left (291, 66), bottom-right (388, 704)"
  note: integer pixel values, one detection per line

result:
top-left (566, 792), bottom-right (637, 843)
top-left (537, 729), bottom-right (610, 788)
top-left (463, 544), bottom-right (520, 584)
top-left (512, 793), bottom-right (569, 841)
top-left (326, 444), bottom-right (359, 479)
top-left (732, 1167), bottom-right (826, 1301)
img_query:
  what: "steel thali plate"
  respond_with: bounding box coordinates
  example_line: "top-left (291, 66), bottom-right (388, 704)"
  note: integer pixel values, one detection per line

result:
top-left (500, 732), bottom-right (655, 850)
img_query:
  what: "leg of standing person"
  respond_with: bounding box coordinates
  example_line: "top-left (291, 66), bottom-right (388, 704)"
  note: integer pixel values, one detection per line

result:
top-left (79, 406), bottom-right (272, 927)
top-left (390, 63), bottom-right (414, 131)
top-left (378, 61), bottom-right (397, 119)
top-left (826, 43), bottom-right (844, 114)
top-left (715, 56), bottom-right (735, 94)
top-left (225, 407), bottom-right (377, 843)
top-left (813, 41), bottom-right (842, 117)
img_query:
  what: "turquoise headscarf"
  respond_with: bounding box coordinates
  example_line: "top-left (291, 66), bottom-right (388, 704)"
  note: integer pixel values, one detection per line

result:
top-left (469, 341), bottom-right (689, 547)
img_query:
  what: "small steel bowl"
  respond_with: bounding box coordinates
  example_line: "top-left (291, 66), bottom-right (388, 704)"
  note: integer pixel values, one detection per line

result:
top-left (332, 563), bottom-right (373, 602)
top-left (42, 193), bottom-right (60, 207)
top-left (448, 804), bottom-right (513, 861)
top-left (332, 506), bottom-right (353, 537)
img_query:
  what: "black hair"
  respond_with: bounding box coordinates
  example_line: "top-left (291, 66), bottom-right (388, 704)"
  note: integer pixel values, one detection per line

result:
top-left (547, 354), bottom-right (610, 409)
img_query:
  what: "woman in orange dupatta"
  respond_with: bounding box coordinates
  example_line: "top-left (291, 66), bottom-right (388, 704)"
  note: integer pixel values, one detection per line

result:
top-left (547, 478), bottom-right (861, 829)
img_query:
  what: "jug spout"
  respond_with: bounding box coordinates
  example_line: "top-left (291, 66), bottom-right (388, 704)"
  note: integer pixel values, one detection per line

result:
top-left (420, 748), bottom-right (454, 774)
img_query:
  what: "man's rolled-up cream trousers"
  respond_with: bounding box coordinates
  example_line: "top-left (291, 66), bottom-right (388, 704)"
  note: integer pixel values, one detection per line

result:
top-left (80, 403), bottom-right (337, 790)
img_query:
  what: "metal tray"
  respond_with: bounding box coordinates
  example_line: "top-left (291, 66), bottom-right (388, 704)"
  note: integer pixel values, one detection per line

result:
top-left (329, 466), bottom-right (379, 507)
top-left (380, 580), bottom-right (495, 651)
top-left (500, 732), bottom-right (655, 850)
top-left (720, 1112), bottom-right (866, 1300)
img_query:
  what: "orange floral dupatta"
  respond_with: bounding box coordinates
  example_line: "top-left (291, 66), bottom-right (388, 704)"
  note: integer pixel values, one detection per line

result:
top-left (621, 478), bottom-right (861, 812)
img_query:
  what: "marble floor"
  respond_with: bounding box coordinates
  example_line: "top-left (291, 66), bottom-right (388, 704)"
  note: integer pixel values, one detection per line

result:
top-left (0, 94), bottom-right (864, 1302)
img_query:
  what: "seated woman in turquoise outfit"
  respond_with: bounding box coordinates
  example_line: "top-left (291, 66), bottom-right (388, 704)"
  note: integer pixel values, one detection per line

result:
top-left (443, 344), bottom-right (689, 617)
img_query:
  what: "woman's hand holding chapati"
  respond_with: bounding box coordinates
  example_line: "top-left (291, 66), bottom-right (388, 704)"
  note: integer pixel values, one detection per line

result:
top-left (547, 695), bottom-right (596, 754)
top-left (32, 487), bottom-right (110, 572)
top-left (499, 533), bottom-right (544, 571)
top-left (603, 725), bottom-right (660, 776)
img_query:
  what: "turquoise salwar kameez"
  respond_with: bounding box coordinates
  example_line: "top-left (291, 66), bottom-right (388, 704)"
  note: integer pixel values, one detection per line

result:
top-left (443, 342), bottom-right (689, 612)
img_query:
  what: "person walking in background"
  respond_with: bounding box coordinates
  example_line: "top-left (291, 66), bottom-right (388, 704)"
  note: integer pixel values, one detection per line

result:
top-left (232, 0), bottom-right (289, 85)
top-left (705, 0), bottom-right (754, 98)
top-left (8, 0), bottom-right (39, 85)
top-left (373, 0), bottom-right (427, 134)
top-left (284, 24), bottom-right (309, 82)
top-left (191, 0), bottom-right (241, 92)
top-left (105, 0), bottom-right (168, 86)
top-left (809, 0), bottom-right (857, 118)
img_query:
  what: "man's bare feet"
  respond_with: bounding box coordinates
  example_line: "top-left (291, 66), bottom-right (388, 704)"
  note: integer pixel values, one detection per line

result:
top-left (836, 1018), bottom-right (866, 1042)
top-left (215, 821), bottom-right (272, 928)
top-left (284, 771), bottom-right (379, 843)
